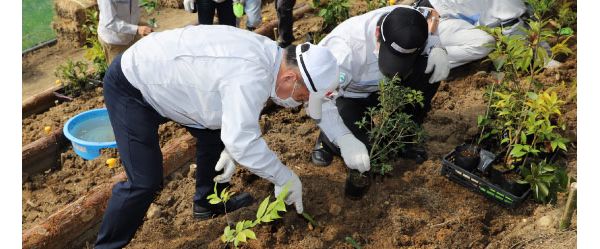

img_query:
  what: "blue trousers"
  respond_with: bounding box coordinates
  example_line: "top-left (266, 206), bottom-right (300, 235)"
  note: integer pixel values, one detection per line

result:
top-left (95, 54), bottom-right (228, 249)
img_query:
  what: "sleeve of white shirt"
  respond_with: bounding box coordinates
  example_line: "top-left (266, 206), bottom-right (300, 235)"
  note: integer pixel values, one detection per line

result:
top-left (316, 36), bottom-right (354, 145)
top-left (99, 0), bottom-right (138, 35)
top-left (219, 69), bottom-right (293, 187)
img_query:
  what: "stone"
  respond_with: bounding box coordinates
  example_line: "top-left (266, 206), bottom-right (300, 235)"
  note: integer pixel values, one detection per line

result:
top-left (188, 164), bottom-right (197, 178)
top-left (536, 215), bottom-right (554, 228)
top-left (146, 204), bottom-right (162, 219)
top-left (329, 204), bottom-right (342, 216)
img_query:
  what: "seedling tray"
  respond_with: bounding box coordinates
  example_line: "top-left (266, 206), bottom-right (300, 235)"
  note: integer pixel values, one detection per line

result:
top-left (440, 149), bottom-right (530, 208)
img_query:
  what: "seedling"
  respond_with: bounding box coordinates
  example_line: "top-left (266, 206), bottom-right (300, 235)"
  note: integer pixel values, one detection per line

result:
top-left (356, 76), bottom-right (425, 175)
top-left (345, 236), bottom-right (362, 249)
top-left (208, 182), bottom-right (290, 248)
top-left (54, 60), bottom-right (94, 97)
top-left (474, 8), bottom-right (574, 203)
top-left (301, 212), bottom-right (317, 228)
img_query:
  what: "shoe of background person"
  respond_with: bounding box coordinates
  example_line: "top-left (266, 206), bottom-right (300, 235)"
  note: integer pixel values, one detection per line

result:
top-left (311, 139), bottom-right (334, 166)
top-left (193, 192), bottom-right (254, 220)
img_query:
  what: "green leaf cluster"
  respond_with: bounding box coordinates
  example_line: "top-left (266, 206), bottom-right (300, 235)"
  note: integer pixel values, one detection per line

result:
top-left (208, 183), bottom-right (289, 248)
top-left (356, 76), bottom-right (425, 175)
top-left (517, 160), bottom-right (569, 203)
top-left (318, 0), bottom-right (351, 31)
top-left (477, 5), bottom-right (575, 204)
top-left (54, 60), bottom-right (96, 97)
top-left (366, 0), bottom-right (387, 12)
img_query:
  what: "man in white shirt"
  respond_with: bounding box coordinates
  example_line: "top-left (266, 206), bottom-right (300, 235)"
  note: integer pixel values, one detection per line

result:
top-left (98, 0), bottom-right (153, 64)
top-left (311, 6), bottom-right (451, 188)
top-left (94, 25), bottom-right (343, 248)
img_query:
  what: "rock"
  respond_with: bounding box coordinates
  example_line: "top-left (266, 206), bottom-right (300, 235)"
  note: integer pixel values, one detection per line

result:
top-left (329, 204), bottom-right (342, 216)
top-left (146, 204), bottom-right (162, 219)
top-left (26, 199), bottom-right (38, 208)
top-left (536, 215), bottom-right (554, 228)
top-left (188, 164), bottom-right (197, 178)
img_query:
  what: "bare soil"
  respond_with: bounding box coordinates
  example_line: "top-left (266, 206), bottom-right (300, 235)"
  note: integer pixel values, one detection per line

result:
top-left (22, 1), bottom-right (577, 248)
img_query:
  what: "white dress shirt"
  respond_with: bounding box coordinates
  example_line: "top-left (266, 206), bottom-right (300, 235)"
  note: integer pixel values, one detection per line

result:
top-left (120, 25), bottom-right (293, 186)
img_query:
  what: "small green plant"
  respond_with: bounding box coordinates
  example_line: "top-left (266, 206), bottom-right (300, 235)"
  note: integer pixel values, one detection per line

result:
top-left (366, 0), bottom-right (387, 11)
top-left (525, 0), bottom-right (557, 20)
top-left (517, 160), bottom-right (568, 203)
top-left (207, 183), bottom-right (289, 248)
top-left (356, 76), bottom-right (425, 175)
top-left (82, 9), bottom-right (107, 78)
top-left (553, 1), bottom-right (576, 36)
top-left (318, 0), bottom-right (350, 31)
top-left (140, 0), bottom-right (160, 28)
top-left (345, 236), bottom-right (362, 249)
top-left (54, 60), bottom-right (95, 97)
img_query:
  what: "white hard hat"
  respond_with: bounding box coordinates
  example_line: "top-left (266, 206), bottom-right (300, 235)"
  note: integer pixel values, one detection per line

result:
top-left (295, 42), bottom-right (340, 120)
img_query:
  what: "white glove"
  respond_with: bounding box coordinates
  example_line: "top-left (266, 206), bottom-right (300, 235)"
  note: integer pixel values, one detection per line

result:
top-left (337, 134), bottom-right (370, 173)
top-left (213, 150), bottom-right (236, 183)
top-left (183, 0), bottom-right (195, 13)
top-left (274, 172), bottom-right (303, 214)
top-left (425, 47), bottom-right (450, 84)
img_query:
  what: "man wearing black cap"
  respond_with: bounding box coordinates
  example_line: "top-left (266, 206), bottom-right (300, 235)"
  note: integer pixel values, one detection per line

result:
top-left (310, 5), bottom-right (450, 183)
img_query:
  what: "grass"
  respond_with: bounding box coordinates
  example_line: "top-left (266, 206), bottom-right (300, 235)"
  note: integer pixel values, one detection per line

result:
top-left (22, 0), bottom-right (56, 51)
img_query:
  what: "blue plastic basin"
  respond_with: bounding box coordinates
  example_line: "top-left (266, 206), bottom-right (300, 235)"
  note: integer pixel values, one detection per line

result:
top-left (63, 108), bottom-right (117, 160)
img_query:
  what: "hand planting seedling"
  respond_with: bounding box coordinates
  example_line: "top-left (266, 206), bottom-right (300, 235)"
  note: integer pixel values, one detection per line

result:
top-left (208, 182), bottom-right (290, 248)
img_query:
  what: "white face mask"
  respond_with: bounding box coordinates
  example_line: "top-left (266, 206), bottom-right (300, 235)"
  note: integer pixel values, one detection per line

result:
top-left (271, 80), bottom-right (303, 108)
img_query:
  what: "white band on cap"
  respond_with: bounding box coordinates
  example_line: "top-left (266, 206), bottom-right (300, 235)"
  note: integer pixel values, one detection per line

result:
top-left (391, 42), bottom-right (418, 54)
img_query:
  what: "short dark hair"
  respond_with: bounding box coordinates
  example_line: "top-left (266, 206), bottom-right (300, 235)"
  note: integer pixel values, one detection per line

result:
top-left (284, 45), bottom-right (298, 68)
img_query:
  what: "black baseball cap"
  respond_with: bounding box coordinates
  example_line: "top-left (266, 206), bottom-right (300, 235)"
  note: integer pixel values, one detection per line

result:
top-left (377, 7), bottom-right (428, 79)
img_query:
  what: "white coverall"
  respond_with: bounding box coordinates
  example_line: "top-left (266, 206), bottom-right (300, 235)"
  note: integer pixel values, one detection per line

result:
top-left (430, 0), bottom-right (527, 68)
top-left (121, 25), bottom-right (293, 186)
top-left (316, 5), bottom-right (441, 145)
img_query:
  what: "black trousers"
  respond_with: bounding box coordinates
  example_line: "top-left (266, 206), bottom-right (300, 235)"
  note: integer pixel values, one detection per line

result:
top-left (320, 54), bottom-right (440, 154)
top-left (196, 0), bottom-right (236, 26)
top-left (95, 54), bottom-right (229, 249)
top-left (275, 0), bottom-right (296, 45)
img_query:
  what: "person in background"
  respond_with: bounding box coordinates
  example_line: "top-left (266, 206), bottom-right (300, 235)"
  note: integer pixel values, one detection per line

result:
top-left (94, 25), bottom-right (340, 248)
top-left (184, 0), bottom-right (236, 26)
top-left (275, 0), bottom-right (295, 47)
top-left (234, 0), bottom-right (262, 31)
top-left (98, 0), bottom-right (153, 64)
top-left (418, 0), bottom-right (560, 69)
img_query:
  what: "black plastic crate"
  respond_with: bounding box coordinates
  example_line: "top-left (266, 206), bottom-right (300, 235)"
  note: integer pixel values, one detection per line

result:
top-left (440, 150), bottom-right (530, 208)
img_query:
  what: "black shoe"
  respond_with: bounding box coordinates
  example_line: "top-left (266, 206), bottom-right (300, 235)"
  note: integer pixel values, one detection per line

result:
top-left (193, 192), bottom-right (254, 220)
top-left (311, 140), bottom-right (333, 167)
top-left (400, 145), bottom-right (428, 164)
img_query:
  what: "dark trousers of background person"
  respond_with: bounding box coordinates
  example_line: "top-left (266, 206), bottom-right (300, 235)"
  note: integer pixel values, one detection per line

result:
top-left (275, 0), bottom-right (296, 47)
top-left (319, 54), bottom-right (440, 155)
top-left (196, 0), bottom-right (236, 26)
top-left (95, 54), bottom-right (229, 249)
